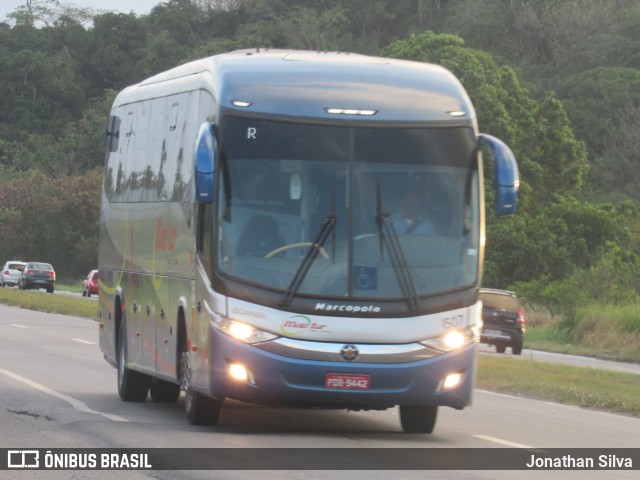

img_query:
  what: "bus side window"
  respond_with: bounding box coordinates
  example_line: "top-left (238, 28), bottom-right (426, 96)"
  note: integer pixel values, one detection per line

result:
top-left (106, 115), bottom-right (120, 153)
top-left (197, 202), bottom-right (214, 279)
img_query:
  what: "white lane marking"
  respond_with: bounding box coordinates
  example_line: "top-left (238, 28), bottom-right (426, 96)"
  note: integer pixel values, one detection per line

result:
top-left (473, 434), bottom-right (534, 449)
top-left (9, 324), bottom-right (29, 329)
top-left (0, 368), bottom-right (128, 422)
top-left (72, 338), bottom-right (95, 345)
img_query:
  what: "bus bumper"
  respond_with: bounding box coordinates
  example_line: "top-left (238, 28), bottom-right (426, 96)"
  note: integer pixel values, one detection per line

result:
top-left (198, 329), bottom-right (476, 410)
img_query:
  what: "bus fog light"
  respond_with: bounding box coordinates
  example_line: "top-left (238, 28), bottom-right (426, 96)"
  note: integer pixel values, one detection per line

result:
top-left (442, 372), bottom-right (462, 390)
top-left (229, 363), bottom-right (248, 381)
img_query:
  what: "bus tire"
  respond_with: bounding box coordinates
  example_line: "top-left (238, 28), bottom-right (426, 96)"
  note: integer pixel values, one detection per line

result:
top-left (399, 405), bottom-right (438, 434)
top-left (150, 378), bottom-right (180, 403)
top-left (180, 351), bottom-right (222, 426)
top-left (117, 321), bottom-right (150, 402)
top-left (185, 388), bottom-right (223, 426)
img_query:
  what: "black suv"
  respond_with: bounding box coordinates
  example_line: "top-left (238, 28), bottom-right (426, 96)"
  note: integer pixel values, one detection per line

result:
top-left (479, 288), bottom-right (525, 355)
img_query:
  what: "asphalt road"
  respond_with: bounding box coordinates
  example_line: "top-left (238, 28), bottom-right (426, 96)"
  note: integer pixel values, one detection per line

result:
top-left (0, 304), bottom-right (638, 480)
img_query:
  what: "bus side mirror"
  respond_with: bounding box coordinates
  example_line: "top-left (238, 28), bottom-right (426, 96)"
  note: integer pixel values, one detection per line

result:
top-left (195, 122), bottom-right (217, 204)
top-left (479, 133), bottom-right (519, 216)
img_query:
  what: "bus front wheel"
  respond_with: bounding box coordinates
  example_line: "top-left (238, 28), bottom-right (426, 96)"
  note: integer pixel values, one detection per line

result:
top-left (181, 351), bottom-right (223, 426)
top-left (399, 405), bottom-right (438, 433)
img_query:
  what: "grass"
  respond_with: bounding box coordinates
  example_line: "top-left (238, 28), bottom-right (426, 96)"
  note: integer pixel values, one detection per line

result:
top-left (1, 287), bottom-right (639, 417)
top-left (0, 286), bottom-right (98, 319)
top-left (477, 355), bottom-right (640, 417)
top-left (57, 281), bottom-right (84, 294)
top-left (523, 302), bottom-right (640, 363)
top-left (476, 301), bottom-right (640, 417)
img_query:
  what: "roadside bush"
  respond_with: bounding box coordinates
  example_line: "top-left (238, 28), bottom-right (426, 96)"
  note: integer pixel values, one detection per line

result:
top-left (0, 168), bottom-right (102, 279)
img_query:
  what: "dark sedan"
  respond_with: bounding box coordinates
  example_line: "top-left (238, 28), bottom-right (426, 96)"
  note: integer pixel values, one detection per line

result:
top-left (19, 262), bottom-right (56, 293)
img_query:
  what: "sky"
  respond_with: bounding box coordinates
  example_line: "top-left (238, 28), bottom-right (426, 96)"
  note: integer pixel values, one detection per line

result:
top-left (0, 1), bottom-right (163, 23)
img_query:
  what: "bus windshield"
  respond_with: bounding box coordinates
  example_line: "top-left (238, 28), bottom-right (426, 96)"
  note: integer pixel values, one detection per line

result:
top-left (216, 116), bottom-right (480, 307)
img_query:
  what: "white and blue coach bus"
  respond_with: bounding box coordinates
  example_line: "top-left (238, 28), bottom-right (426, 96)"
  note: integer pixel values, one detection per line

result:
top-left (98, 49), bottom-right (519, 433)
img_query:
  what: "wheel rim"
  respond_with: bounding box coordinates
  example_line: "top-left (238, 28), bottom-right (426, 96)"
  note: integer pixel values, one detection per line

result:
top-left (179, 352), bottom-right (190, 391)
top-left (180, 351), bottom-right (196, 415)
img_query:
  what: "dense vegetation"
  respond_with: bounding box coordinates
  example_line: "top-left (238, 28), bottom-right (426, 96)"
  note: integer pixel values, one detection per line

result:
top-left (1, 0), bottom-right (639, 331)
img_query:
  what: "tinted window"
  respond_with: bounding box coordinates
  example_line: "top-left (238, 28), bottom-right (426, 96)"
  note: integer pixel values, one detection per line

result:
top-left (30, 263), bottom-right (53, 270)
top-left (217, 116), bottom-right (480, 306)
top-left (480, 291), bottom-right (518, 311)
top-left (105, 93), bottom-right (195, 204)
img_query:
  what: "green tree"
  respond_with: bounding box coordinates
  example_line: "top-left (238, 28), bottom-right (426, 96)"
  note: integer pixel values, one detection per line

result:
top-left (558, 67), bottom-right (640, 200)
top-left (382, 31), bottom-right (594, 291)
top-left (0, 169), bottom-right (102, 279)
top-left (87, 12), bottom-right (149, 90)
top-left (381, 31), bottom-right (588, 212)
top-left (272, 4), bottom-right (350, 51)
top-left (440, 0), bottom-right (639, 72)
top-left (147, 0), bottom-right (202, 46)
top-left (0, 47), bottom-right (85, 138)
top-left (484, 199), bottom-right (620, 288)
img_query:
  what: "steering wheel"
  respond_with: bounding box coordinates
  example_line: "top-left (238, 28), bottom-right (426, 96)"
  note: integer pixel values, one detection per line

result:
top-left (265, 242), bottom-right (330, 259)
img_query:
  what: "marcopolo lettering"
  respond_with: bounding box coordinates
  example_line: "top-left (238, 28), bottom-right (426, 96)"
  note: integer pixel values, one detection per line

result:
top-left (315, 303), bottom-right (381, 313)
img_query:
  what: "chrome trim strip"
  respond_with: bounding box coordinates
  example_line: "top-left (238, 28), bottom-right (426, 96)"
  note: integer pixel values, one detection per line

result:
top-left (255, 337), bottom-right (442, 363)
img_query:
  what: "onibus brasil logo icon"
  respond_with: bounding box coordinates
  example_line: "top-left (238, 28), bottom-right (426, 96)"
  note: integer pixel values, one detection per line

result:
top-left (8, 450), bottom-right (39, 468)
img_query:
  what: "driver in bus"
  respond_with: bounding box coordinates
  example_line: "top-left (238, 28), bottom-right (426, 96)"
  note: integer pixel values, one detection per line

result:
top-left (389, 187), bottom-right (436, 234)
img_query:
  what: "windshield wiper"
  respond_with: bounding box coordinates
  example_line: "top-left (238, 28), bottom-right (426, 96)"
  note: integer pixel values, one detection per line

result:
top-left (376, 179), bottom-right (420, 312)
top-left (280, 214), bottom-right (336, 308)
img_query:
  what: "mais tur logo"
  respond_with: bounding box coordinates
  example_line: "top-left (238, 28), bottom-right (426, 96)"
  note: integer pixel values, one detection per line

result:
top-left (280, 315), bottom-right (329, 335)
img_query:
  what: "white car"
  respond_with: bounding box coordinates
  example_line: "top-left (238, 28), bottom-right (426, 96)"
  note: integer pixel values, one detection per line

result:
top-left (1, 261), bottom-right (27, 287)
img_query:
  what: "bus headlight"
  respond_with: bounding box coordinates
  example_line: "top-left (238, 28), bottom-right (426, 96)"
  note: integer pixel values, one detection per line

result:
top-left (216, 318), bottom-right (279, 344)
top-left (420, 325), bottom-right (480, 352)
top-left (442, 330), bottom-right (465, 349)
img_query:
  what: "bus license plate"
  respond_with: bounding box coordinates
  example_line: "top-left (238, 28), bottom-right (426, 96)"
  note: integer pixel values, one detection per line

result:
top-left (325, 373), bottom-right (370, 390)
